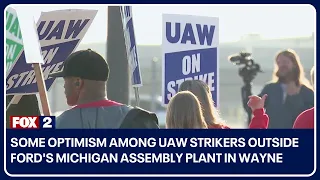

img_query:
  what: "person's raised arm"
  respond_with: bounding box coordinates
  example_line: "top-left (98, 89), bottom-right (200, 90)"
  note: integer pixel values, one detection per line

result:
top-left (242, 84), bottom-right (268, 126)
top-left (247, 94), bottom-right (269, 129)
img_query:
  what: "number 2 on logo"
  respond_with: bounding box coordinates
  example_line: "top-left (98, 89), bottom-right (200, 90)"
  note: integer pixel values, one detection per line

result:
top-left (43, 117), bottom-right (52, 128)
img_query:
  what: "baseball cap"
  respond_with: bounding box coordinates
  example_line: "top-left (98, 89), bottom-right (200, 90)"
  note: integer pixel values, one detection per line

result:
top-left (49, 49), bottom-right (109, 81)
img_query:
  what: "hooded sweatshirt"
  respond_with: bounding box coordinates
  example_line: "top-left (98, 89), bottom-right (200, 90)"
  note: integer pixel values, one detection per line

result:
top-left (293, 107), bottom-right (314, 129)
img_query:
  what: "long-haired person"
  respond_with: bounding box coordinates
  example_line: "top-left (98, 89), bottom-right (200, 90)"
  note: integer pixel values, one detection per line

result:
top-left (248, 66), bottom-right (315, 129)
top-left (244, 49), bottom-right (314, 128)
top-left (179, 80), bottom-right (267, 129)
top-left (166, 91), bottom-right (207, 129)
top-left (179, 80), bottom-right (228, 129)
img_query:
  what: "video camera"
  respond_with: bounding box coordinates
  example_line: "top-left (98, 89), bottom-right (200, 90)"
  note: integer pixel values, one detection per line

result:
top-left (228, 52), bottom-right (263, 84)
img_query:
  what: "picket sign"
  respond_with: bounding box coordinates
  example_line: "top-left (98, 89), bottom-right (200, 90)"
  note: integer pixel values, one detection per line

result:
top-left (120, 6), bottom-right (143, 106)
top-left (6, 7), bottom-right (23, 73)
top-left (6, 7), bottom-right (24, 108)
top-left (162, 14), bottom-right (219, 105)
top-left (6, 8), bottom-right (97, 111)
top-left (14, 7), bottom-right (51, 115)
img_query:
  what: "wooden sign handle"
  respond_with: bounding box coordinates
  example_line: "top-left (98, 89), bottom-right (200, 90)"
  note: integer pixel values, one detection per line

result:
top-left (33, 63), bottom-right (51, 116)
top-left (6, 95), bottom-right (23, 110)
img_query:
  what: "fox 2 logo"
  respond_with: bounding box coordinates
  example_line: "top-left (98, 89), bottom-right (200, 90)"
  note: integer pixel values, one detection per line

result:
top-left (9, 116), bottom-right (56, 129)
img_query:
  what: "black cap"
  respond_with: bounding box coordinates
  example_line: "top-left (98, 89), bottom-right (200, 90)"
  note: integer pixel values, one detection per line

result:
top-left (49, 49), bottom-right (109, 81)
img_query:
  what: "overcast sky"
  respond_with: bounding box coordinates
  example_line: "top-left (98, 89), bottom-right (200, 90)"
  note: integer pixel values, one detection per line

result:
top-left (9, 4), bottom-right (315, 45)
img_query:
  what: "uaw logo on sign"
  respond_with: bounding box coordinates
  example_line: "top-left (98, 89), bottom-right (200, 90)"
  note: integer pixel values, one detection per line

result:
top-left (162, 14), bottom-right (219, 105)
top-left (6, 7), bottom-right (24, 73)
top-left (6, 9), bottom-right (97, 95)
top-left (120, 6), bottom-right (142, 87)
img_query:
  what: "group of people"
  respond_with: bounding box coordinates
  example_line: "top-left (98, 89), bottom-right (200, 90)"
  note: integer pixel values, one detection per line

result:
top-left (166, 49), bottom-right (314, 129)
top-left (49, 48), bottom-right (314, 129)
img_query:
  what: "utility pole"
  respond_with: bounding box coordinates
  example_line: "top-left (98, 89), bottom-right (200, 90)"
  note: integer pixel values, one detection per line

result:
top-left (150, 57), bottom-right (158, 112)
top-left (106, 6), bottom-right (129, 104)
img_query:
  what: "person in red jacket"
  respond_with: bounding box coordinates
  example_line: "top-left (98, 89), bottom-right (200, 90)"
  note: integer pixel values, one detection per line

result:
top-left (293, 108), bottom-right (314, 129)
top-left (293, 66), bottom-right (315, 129)
top-left (179, 80), bottom-right (267, 129)
top-left (247, 94), bottom-right (269, 129)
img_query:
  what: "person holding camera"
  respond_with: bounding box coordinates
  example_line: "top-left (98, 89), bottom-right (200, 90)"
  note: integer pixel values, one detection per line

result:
top-left (243, 49), bottom-right (314, 129)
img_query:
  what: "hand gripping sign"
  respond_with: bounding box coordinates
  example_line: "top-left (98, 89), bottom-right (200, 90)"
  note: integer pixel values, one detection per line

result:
top-left (162, 14), bottom-right (219, 105)
top-left (6, 8), bottom-right (97, 110)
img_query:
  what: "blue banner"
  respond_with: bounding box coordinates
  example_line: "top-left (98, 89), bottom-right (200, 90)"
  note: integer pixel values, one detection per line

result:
top-left (6, 9), bottom-right (97, 95)
top-left (120, 6), bottom-right (143, 87)
top-left (5, 129), bottom-right (314, 175)
top-left (162, 14), bottom-right (219, 105)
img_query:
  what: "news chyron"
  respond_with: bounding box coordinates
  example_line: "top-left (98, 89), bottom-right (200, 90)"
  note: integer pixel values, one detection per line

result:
top-left (9, 116), bottom-right (56, 129)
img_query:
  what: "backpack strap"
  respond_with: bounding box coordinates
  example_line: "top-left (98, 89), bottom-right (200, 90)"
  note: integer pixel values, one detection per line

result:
top-left (120, 107), bottom-right (159, 129)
